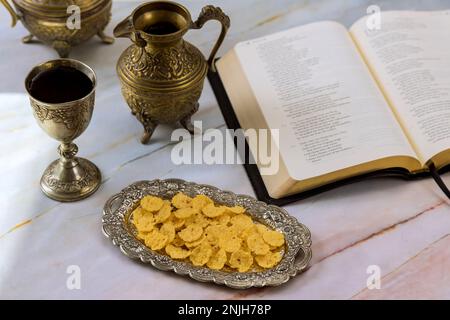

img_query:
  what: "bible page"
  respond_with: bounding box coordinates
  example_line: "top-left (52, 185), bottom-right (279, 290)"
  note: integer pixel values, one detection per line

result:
top-left (233, 21), bottom-right (417, 181)
top-left (351, 10), bottom-right (450, 165)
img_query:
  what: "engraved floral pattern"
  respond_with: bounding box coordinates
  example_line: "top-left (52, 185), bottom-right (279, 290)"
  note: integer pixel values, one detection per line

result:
top-left (193, 5), bottom-right (231, 30)
top-left (31, 94), bottom-right (93, 132)
top-left (121, 82), bottom-right (203, 124)
top-left (102, 179), bottom-right (312, 289)
top-left (122, 42), bottom-right (204, 82)
top-left (42, 158), bottom-right (100, 193)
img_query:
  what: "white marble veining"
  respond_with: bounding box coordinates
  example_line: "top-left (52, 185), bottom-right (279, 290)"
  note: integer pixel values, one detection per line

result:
top-left (1, 0), bottom-right (450, 299)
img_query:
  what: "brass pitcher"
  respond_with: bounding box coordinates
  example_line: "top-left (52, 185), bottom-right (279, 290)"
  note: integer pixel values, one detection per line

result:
top-left (114, 1), bottom-right (230, 144)
top-left (1, 0), bottom-right (113, 57)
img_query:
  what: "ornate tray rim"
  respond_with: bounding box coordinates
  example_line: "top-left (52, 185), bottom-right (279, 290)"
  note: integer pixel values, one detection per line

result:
top-left (102, 179), bottom-right (312, 289)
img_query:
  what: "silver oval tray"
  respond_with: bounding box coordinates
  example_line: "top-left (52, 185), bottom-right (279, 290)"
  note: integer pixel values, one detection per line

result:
top-left (102, 179), bottom-right (312, 289)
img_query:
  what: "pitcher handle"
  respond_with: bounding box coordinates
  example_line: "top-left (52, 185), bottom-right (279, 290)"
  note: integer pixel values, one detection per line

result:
top-left (0, 0), bottom-right (19, 27)
top-left (191, 5), bottom-right (230, 72)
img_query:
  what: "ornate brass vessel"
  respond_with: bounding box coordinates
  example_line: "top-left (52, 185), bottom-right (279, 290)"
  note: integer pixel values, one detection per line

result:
top-left (25, 59), bottom-right (101, 202)
top-left (114, 1), bottom-right (230, 144)
top-left (1, 0), bottom-right (113, 57)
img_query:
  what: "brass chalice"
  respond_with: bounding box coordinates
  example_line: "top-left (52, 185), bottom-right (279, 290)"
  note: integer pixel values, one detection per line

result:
top-left (25, 59), bottom-right (101, 202)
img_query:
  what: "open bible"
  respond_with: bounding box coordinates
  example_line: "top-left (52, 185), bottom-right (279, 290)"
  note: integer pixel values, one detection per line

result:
top-left (209, 10), bottom-right (450, 204)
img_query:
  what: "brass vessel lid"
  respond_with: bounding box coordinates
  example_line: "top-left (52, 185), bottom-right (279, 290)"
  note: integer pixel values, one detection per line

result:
top-left (14, 0), bottom-right (109, 18)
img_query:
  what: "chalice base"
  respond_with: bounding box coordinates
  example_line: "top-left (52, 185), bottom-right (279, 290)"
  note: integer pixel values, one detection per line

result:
top-left (40, 157), bottom-right (101, 202)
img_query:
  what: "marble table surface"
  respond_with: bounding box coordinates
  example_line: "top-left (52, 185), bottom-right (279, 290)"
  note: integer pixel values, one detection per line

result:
top-left (1, 0), bottom-right (450, 300)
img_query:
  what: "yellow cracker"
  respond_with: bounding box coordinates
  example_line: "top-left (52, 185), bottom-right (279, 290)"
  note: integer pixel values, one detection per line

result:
top-left (160, 222), bottom-right (176, 243)
top-left (204, 217), bottom-right (217, 226)
top-left (185, 234), bottom-right (206, 248)
top-left (172, 234), bottom-right (185, 247)
top-left (132, 207), bottom-right (146, 224)
top-left (240, 224), bottom-right (258, 239)
top-left (229, 250), bottom-right (254, 272)
top-left (172, 193), bottom-right (193, 209)
top-left (191, 194), bottom-right (213, 211)
top-left (240, 240), bottom-right (252, 253)
top-left (206, 214), bottom-right (230, 226)
top-left (227, 225), bottom-right (242, 237)
top-left (133, 207), bottom-right (154, 225)
top-left (141, 195), bottom-right (164, 212)
top-left (202, 203), bottom-right (225, 218)
top-left (136, 231), bottom-right (149, 241)
top-left (230, 214), bottom-right (254, 232)
top-left (185, 213), bottom-right (210, 228)
top-left (144, 230), bottom-right (168, 251)
top-left (207, 249), bottom-right (227, 270)
top-left (219, 231), bottom-right (242, 253)
top-left (218, 214), bottom-right (231, 226)
top-left (256, 224), bottom-right (270, 235)
top-left (174, 207), bottom-right (197, 219)
top-left (255, 251), bottom-right (282, 269)
top-left (190, 243), bottom-right (213, 266)
top-left (165, 244), bottom-right (191, 260)
top-left (225, 205), bottom-right (246, 214)
top-left (204, 225), bottom-right (225, 244)
top-left (246, 233), bottom-right (270, 255)
top-left (170, 216), bottom-right (186, 230)
top-left (154, 200), bottom-right (172, 223)
top-left (178, 224), bottom-right (203, 242)
top-left (262, 230), bottom-right (285, 248)
top-left (135, 213), bottom-right (156, 232)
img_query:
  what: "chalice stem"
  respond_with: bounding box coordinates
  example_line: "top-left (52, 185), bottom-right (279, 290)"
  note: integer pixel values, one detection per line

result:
top-left (53, 142), bottom-right (86, 187)
top-left (58, 142), bottom-right (79, 166)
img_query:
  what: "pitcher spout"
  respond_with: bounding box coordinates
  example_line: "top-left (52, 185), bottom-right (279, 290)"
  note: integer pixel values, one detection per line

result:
top-left (114, 15), bottom-right (134, 39)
